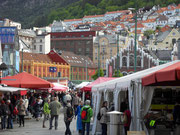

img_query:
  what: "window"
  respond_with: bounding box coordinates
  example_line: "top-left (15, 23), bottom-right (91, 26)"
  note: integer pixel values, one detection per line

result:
top-left (40, 39), bottom-right (42, 42)
top-left (86, 41), bottom-right (90, 44)
top-left (137, 56), bottom-right (141, 67)
top-left (129, 54), bottom-right (134, 67)
top-left (34, 45), bottom-right (36, 50)
top-left (166, 42), bottom-right (169, 44)
top-left (78, 48), bottom-right (82, 52)
top-left (172, 38), bottom-right (176, 45)
top-left (81, 35), bottom-right (84, 37)
top-left (102, 48), bottom-right (106, 53)
top-left (86, 48), bottom-right (90, 52)
top-left (40, 45), bottom-right (42, 52)
top-left (122, 56), bottom-right (127, 67)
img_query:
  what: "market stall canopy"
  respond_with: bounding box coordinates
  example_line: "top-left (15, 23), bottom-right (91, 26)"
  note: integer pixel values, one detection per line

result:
top-left (1, 72), bottom-right (53, 89)
top-left (81, 77), bottom-right (117, 92)
top-left (142, 61), bottom-right (180, 86)
top-left (75, 82), bottom-right (90, 89)
top-left (92, 61), bottom-right (179, 92)
top-left (0, 86), bottom-right (27, 92)
top-left (51, 83), bottom-right (68, 91)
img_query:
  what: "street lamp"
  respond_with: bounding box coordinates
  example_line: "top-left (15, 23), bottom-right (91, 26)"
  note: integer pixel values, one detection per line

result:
top-left (128, 6), bottom-right (137, 72)
top-left (116, 31), bottom-right (120, 76)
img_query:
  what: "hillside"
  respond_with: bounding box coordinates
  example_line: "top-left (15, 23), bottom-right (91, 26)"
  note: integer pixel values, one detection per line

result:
top-left (0, 0), bottom-right (179, 28)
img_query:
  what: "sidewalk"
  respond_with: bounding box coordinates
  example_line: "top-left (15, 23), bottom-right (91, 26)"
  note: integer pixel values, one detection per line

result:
top-left (0, 114), bottom-right (78, 135)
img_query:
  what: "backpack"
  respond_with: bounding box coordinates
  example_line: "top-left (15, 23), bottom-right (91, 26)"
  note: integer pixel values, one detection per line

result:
top-left (81, 107), bottom-right (89, 120)
top-left (67, 106), bottom-right (73, 118)
top-left (97, 111), bottom-right (102, 121)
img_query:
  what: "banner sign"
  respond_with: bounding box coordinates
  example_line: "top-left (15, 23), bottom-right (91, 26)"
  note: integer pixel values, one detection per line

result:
top-left (0, 27), bottom-right (16, 44)
top-left (49, 67), bottom-right (57, 72)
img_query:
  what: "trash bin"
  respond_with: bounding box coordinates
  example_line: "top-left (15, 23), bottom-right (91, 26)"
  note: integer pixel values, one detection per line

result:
top-left (107, 111), bottom-right (124, 135)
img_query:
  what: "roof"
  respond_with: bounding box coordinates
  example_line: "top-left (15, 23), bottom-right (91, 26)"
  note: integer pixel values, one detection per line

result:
top-left (161, 25), bottom-right (171, 32)
top-left (156, 30), bottom-right (171, 42)
top-left (92, 61), bottom-right (179, 91)
top-left (132, 30), bottom-right (143, 34)
top-left (156, 15), bottom-right (169, 21)
top-left (94, 35), bottom-right (117, 44)
top-left (142, 19), bottom-right (156, 23)
top-left (83, 14), bottom-right (104, 18)
top-left (20, 52), bottom-right (52, 63)
top-left (64, 18), bottom-right (82, 22)
top-left (152, 50), bottom-right (172, 61)
top-left (60, 51), bottom-right (97, 68)
top-left (131, 23), bottom-right (145, 28)
top-left (18, 29), bottom-right (36, 37)
top-left (106, 10), bottom-right (130, 15)
top-left (81, 77), bottom-right (116, 92)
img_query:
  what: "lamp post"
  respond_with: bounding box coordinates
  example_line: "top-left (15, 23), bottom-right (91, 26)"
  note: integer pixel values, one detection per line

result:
top-left (128, 6), bottom-right (137, 72)
top-left (98, 35), bottom-right (100, 77)
top-left (21, 48), bottom-right (23, 72)
top-left (116, 32), bottom-right (120, 75)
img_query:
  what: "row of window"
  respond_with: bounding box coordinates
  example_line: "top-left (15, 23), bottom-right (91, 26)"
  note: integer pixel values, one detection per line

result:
top-left (34, 45), bottom-right (43, 52)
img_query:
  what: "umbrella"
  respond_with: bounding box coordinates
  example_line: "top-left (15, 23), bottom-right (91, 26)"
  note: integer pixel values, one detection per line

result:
top-left (1, 72), bottom-right (53, 89)
top-left (51, 83), bottom-right (68, 91)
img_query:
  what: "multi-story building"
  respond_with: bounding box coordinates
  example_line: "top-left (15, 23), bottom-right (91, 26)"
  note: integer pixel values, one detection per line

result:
top-left (106, 41), bottom-right (158, 76)
top-left (0, 18), bottom-right (21, 29)
top-left (93, 34), bottom-right (128, 70)
top-left (0, 27), bottom-right (19, 76)
top-left (47, 50), bottom-right (97, 83)
top-left (50, 31), bottom-right (96, 60)
top-left (20, 51), bottom-right (70, 79)
top-left (18, 29), bottom-right (36, 52)
top-left (83, 15), bottom-right (105, 23)
top-left (64, 19), bottom-right (83, 26)
top-left (33, 33), bottom-right (50, 54)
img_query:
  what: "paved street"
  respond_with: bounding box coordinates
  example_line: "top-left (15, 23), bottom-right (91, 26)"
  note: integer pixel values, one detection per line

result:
top-left (0, 113), bottom-right (78, 135)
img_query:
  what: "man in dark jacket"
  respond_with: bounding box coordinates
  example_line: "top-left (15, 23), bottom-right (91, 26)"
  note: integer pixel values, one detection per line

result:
top-left (0, 100), bottom-right (8, 130)
top-left (7, 100), bottom-right (14, 129)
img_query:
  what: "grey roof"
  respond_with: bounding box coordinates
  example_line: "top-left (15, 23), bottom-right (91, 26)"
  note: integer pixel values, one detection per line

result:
top-left (156, 30), bottom-right (171, 42)
top-left (94, 35), bottom-right (117, 44)
top-left (18, 29), bottom-right (36, 37)
top-left (152, 50), bottom-right (172, 61)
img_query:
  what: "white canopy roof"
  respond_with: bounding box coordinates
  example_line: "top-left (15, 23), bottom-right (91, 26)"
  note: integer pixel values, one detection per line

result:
top-left (0, 86), bottom-right (27, 92)
top-left (75, 82), bottom-right (91, 89)
top-left (92, 60), bottom-right (179, 92)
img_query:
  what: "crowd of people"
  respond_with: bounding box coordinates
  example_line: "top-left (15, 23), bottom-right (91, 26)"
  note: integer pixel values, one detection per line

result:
top-left (0, 91), bottom-right (132, 135)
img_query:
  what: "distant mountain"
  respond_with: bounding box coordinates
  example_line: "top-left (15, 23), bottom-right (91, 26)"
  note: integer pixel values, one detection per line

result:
top-left (0, 0), bottom-right (179, 28)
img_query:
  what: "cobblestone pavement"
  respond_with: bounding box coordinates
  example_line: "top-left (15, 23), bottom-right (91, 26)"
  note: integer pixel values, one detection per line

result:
top-left (0, 113), bottom-right (79, 135)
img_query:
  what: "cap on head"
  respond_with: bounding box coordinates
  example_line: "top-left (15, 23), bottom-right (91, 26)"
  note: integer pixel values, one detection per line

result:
top-left (85, 100), bottom-right (90, 105)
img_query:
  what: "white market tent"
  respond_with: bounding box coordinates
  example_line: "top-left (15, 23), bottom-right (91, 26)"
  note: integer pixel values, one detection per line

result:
top-left (75, 82), bottom-right (91, 89)
top-left (0, 86), bottom-right (27, 92)
top-left (91, 60), bottom-right (180, 135)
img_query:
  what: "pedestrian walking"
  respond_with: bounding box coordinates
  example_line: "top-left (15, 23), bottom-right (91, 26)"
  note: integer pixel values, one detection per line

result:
top-left (42, 98), bottom-right (50, 128)
top-left (7, 100), bottom-right (14, 129)
top-left (123, 104), bottom-right (131, 135)
top-left (81, 100), bottom-right (93, 135)
top-left (75, 101), bottom-right (84, 135)
top-left (17, 99), bottom-right (26, 127)
top-left (0, 100), bottom-right (8, 130)
top-left (49, 97), bottom-right (62, 130)
top-left (64, 101), bottom-right (74, 135)
top-left (33, 97), bottom-right (42, 121)
top-left (73, 93), bottom-right (80, 112)
top-left (100, 101), bottom-right (108, 135)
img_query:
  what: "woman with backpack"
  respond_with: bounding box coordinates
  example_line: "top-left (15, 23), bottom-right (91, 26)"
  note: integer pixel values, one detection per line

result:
top-left (75, 101), bottom-right (84, 135)
top-left (64, 101), bottom-right (74, 135)
top-left (100, 101), bottom-right (108, 135)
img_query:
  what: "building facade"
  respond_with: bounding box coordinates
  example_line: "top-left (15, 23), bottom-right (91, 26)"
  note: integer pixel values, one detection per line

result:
top-left (50, 31), bottom-right (96, 60)
top-left (20, 52), bottom-right (70, 79)
top-left (106, 40), bottom-right (158, 76)
top-left (93, 34), bottom-right (129, 70)
top-left (33, 34), bottom-right (50, 54)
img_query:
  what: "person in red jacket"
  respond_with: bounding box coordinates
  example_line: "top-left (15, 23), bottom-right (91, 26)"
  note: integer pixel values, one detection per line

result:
top-left (124, 104), bottom-right (131, 135)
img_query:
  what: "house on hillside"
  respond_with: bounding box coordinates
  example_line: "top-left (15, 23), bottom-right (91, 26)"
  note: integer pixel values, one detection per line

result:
top-left (104, 10), bottom-right (131, 21)
top-left (149, 28), bottom-right (180, 50)
top-left (155, 15), bottom-right (169, 27)
top-left (83, 15), bottom-right (105, 23)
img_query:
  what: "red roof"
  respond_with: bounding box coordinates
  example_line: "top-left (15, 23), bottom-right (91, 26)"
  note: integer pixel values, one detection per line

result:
top-left (132, 30), bottom-right (142, 34)
top-left (83, 14), bottom-right (104, 18)
top-left (80, 77), bottom-right (116, 92)
top-left (142, 61), bottom-right (180, 86)
top-left (1, 72), bottom-right (53, 88)
top-left (161, 25), bottom-right (171, 32)
top-left (131, 23), bottom-right (145, 28)
top-left (106, 10), bottom-right (130, 15)
top-left (64, 18), bottom-right (82, 22)
top-left (142, 19), bottom-right (156, 23)
top-left (47, 50), bottom-right (68, 65)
